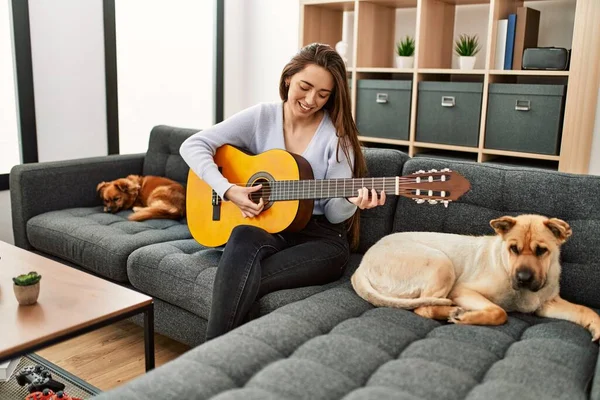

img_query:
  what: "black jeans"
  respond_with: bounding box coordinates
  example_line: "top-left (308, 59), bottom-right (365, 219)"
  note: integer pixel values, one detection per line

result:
top-left (205, 215), bottom-right (350, 341)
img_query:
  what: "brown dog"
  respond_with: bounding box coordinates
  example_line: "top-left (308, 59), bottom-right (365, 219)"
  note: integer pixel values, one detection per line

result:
top-left (351, 214), bottom-right (600, 341)
top-left (96, 175), bottom-right (185, 221)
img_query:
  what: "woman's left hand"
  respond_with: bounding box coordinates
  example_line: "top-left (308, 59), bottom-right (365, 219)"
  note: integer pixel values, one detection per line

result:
top-left (348, 187), bottom-right (386, 210)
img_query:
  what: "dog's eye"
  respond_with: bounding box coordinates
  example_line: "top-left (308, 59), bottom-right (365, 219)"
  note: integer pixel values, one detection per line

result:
top-left (535, 246), bottom-right (548, 257)
top-left (113, 197), bottom-right (120, 201)
top-left (509, 245), bottom-right (519, 255)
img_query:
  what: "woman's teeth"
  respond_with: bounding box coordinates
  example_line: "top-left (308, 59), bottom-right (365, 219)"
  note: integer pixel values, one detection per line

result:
top-left (299, 102), bottom-right (311, 111)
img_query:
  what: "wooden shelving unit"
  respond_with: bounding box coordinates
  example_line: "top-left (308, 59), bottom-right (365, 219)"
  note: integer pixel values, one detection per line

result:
top-left (299, 0), bottom-right (600, 173)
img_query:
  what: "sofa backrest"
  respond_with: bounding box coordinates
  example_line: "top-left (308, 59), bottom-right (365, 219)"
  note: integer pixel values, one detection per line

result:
top-left (393, 157), bottom-right (600, 309)
top-left (357, 147), bottom-right (410, 253)
top-left (143, 125), bottom-right (197, 184)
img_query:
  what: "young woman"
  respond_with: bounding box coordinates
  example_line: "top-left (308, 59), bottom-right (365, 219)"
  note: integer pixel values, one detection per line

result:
top-left (180, 43), bottom-right (385, 341)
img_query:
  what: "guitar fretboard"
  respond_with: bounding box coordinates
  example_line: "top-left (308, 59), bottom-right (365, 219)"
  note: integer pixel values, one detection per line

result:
top-left (266, 177), bottom-right (398, 201)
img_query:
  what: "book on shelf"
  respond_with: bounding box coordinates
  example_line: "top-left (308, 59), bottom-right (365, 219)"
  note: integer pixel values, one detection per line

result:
top-left (494, 19), bottom-right (508, 70)
top-left (504, 13), bottom-right (517, 69)
top-left (513, 7), bottom-right (541, 70)
top-left (0, 357), bottom-right (21, 382)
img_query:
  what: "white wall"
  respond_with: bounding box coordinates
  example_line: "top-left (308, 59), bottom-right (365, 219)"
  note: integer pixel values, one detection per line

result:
top-left (224, 0), bottom-right (299, 116)
top-left (28, 0), bottom-right (107, 162)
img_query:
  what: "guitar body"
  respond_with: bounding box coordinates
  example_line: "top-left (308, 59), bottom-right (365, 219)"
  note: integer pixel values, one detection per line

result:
top-left (186, 145), bottom-right (315, 247)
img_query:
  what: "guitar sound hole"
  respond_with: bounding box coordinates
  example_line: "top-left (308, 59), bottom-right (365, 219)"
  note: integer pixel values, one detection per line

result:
top-left (249, 178), bottom-right (273, 211)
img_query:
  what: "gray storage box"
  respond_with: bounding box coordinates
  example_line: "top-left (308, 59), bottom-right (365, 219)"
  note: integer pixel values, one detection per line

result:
top-left (484, 84), bottom-right (566, 155)
top-left (355, 80), bottom-right (412, 140)
top-left (416, 82), bottom-right (483, 147)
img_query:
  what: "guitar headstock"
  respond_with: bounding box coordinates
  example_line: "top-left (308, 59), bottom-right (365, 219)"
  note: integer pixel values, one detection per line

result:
top-left (398, 168), bottom-right (471, 207)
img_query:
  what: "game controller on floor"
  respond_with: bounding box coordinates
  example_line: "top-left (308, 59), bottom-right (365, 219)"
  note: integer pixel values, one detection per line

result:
top-left (16, 365), bottom-right (66, 394)
top-left (25, 389), bottom-right (83, 400)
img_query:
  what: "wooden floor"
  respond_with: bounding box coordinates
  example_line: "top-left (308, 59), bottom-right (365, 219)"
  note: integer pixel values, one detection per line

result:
top-left (36, 320), bottom-right (190, 391)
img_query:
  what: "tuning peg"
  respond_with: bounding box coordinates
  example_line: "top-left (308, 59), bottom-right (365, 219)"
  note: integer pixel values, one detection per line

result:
top-left (443, 200), bottom-right (451, 208)
top-left (428, 169), bottom-right (438, 173)
top-left (428, 199), bottom-right (438, 205)
top-left (416, 170), bottom-right (425, 174)
top-left (413, 198), bottom-right (426, 204)
top-left (441, 168), bottom-right (451, 172)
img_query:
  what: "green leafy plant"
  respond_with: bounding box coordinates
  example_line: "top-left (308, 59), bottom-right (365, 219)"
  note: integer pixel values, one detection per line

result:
top-left (13, 271), bottom-right (42, 286)
top-left (396, 36), bottom-right (415, 57)
top-left (454, 34), bottom-right (480, 57)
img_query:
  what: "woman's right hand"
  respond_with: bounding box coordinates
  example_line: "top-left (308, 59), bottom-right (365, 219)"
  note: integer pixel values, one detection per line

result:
top-left (224, 184), bottom-right (264, 218)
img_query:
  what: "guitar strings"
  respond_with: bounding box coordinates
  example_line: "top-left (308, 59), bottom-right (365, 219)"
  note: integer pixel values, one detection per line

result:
top-left (220, 176), bottom-right (442, 186)
top-left (244, 187), bottom-right (446, 199)
top-left (258, 188), bottom-right (448, 201)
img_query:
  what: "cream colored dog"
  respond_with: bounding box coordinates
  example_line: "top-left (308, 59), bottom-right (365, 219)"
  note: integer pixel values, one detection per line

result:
top-left (351, 214), bottom-right (600, 341)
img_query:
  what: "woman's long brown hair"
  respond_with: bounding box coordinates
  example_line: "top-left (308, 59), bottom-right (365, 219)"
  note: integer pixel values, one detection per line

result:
top-left (278, 43), bottom-right (368, 250)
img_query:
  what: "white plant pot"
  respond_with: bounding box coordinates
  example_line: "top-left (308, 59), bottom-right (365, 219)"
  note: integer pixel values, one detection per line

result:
top-left (14, 282), bottom-right (40, 305)
top-left (395, 56), bottom-right (414, 69)
top-left (459, 56), bottom-right (476, 70)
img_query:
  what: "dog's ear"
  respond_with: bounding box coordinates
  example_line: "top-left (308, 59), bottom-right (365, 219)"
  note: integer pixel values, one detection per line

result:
top-left (115, 181), bottom-right (130, 193)
top-left (490, 216), bottom-right (517, 235)
top-left (544, 218), bottom-right (572, 242)
top-left (116, 178), bottom-right (140, 194)
top-left (96, 182), bottom-right (108, 197)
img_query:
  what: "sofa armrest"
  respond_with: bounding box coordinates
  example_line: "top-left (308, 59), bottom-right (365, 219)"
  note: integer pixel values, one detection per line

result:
top-left (10, 154), bottom-right (145, 249)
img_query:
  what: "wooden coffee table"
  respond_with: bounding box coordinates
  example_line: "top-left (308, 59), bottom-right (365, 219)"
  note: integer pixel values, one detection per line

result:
top-left (0, 241), bottom-right (155, 371)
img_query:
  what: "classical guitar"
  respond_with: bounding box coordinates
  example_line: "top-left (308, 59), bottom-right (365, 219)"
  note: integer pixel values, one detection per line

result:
top-left (186, 145), bottom-right (471, 247)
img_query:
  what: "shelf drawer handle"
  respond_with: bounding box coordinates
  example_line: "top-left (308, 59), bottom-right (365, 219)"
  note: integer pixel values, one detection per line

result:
top-left (515, 100), bottom-right (531, 111)
top-left (441, 96), bottom-right (455, 107)
top-left (376, 93), bottom-right (388, 104)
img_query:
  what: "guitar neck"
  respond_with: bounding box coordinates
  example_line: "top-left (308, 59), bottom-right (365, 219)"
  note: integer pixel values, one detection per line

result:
top-left (269, 177), bottom-right (398, 201)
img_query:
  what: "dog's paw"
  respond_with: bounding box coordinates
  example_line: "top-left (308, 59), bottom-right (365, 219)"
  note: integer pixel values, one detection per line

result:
top-left (132, 206), bottom-right (142, 213)
top-left (448, 308), bottom-right (466, 324)
top-left (586, 315), bottom-right (600, 342)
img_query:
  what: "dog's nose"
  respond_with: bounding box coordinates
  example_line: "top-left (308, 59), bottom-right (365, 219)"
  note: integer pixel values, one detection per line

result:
top-left (106, 207), bottom-right (112, 212)
top-left (516, 268), bottom-right (533, 286)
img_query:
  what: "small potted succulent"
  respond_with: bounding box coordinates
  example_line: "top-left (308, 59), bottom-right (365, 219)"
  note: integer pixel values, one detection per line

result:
top-left (454, 34), bottom-right (480, 70)
top-left (395, 36), bottom-right (415, 68)
top-left (13, 271), bottom-right (42, 305)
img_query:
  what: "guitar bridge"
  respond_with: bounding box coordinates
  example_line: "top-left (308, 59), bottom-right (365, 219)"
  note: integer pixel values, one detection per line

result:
top-left (212, 190), bottom-right (221, 220)
top-left (212, 167), bottom-right (223, 221)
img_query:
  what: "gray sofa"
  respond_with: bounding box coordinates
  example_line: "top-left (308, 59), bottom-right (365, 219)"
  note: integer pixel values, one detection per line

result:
top-left (11, 126), bottom-right (600, 399)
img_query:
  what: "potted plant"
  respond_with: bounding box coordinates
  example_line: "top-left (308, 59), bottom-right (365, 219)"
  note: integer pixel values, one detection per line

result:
top-left (395, 36), bottom-right (415, 69)
top-left (454, 34), bottom-right (480, 70)
top-left (13, 271), bottom-right (42, 305)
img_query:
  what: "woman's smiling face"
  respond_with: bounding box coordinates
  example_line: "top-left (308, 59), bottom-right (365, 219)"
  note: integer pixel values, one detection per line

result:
top-left (285, 64), bottom-right (334, 119)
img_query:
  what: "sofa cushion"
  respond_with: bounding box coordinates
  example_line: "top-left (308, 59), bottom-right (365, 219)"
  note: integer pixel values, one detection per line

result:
top-left (357, 147), bottom-right (410, 254)
top-left (127, 240), bottom-right (361, 321)
top-left (395, 157), bottom-right (600, 310)
top-left (127, 239), bottom-right (220, 318)
top-left (27, 207), bottom-right (191, 282)
top-left (93, 282), bottom-right (599, 400)
top-left (143, 125), bottom-right (197, 185)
